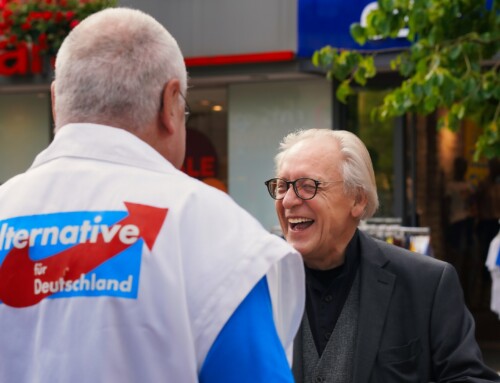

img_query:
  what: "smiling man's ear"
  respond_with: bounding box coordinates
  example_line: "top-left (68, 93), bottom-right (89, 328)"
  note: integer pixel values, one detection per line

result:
top-left (159, 79), bottom-right (181, 135)
top-left (351, 189), bottom-right (368, 219)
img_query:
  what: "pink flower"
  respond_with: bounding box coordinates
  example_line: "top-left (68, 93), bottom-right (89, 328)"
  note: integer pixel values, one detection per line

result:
top-left (69, 19), bottom-right (79, 29)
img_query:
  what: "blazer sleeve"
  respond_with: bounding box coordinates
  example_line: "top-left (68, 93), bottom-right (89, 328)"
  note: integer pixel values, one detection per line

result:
top-left (429, 263), bottom-right (500, 382)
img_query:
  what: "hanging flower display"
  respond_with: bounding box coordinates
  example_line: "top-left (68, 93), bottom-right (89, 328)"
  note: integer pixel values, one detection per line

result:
top-left (0, 0), bottom-right (116, 55)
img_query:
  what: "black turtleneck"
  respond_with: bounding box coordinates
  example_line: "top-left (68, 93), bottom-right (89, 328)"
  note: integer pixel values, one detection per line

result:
top-left (305, 230), bottom-right (360, 355)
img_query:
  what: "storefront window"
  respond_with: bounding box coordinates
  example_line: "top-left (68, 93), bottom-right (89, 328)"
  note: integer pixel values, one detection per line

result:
top-left (182, 78), bottom-right (332, 231)
top-left (0, 92), bottom-right (52, 184)
top-left (182, 87), bottom-right (228, 192)
top-left (228, 79), bottom-right (332, 230)
top-left (347, 89), bottom-right (397, 218)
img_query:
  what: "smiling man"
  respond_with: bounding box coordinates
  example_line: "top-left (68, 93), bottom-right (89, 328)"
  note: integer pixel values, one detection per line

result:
top-left (265, 128), bottom-right (500, 383)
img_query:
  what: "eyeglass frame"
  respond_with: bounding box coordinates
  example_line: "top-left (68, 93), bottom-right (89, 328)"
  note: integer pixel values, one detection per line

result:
top-left (264, 177), bottom-right (343, 201)
top-left (179, 92), bottom-right (191, 121)
top-left (159, 89), bottom-right (191, 121)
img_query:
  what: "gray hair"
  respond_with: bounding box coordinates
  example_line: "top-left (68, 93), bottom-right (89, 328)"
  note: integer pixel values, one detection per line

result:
top-left (54, 7), bottom-right (187, 131)
top-left (275, 129), bottom-right (379, 219)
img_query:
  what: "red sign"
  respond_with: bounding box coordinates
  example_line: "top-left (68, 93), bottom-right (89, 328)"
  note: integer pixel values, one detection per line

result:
top-left (184, 156), bottom-right (215, 178)
top-left (181, 129), bottom-right (227, 192)
top-left (0, 43), bottom-right (48, 76)
top-left (182, 129), bottom-right (218, 179)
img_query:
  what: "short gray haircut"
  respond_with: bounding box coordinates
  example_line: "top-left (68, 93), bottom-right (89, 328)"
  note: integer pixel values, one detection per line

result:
top-left (274, 129), bottom-right (379, 219)
top-left (54, 7), bottom-right (187, 131)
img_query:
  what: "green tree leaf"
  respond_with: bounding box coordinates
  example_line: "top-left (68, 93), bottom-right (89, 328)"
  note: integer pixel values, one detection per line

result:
top-left (312, 0), bottom-right (500, 159)
top-left (350, 23), bottom-right (367, 46)
top-left (336, 80), bottom-right (354, 103)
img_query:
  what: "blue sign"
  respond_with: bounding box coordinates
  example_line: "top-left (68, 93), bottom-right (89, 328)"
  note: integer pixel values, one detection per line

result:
top-left (298, 0), bottom-right (409, 57)
top-left (298, 0), bottom-right (494, 58)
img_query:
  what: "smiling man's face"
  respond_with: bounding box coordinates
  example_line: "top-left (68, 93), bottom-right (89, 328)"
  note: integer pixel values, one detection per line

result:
top-left (275, 136), bottom-right (364, 270)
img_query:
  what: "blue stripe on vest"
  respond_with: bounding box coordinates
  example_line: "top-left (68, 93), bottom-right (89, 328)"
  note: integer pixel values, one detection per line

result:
top-left (199, 277), bottom-right (294, 383)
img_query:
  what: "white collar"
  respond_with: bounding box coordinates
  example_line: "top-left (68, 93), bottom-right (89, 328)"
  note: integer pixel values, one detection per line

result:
top-left (31, 123), bottom-right (177, 175)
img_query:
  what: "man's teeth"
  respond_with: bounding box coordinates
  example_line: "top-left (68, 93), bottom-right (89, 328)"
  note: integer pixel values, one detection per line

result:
top-left (289, 218), bottom-right (312, 224)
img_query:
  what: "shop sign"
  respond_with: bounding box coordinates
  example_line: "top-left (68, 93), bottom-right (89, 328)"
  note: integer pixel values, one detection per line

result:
top-left (0, 43), bottom-right (48, 76)
top-left (182, 129), bottom-right (217, 179)
top-left (183, 156), bottom-right (215, 178)
top-left (298, 0), bottom-right (410, 57)
top-left (182, 128), bottom-right (227, 192)
top-left (298, 0), bottom-right (493, 57)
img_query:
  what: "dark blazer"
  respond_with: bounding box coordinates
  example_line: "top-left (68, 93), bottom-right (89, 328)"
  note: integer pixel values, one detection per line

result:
top-left (293, 230), bottom-right (500, 383)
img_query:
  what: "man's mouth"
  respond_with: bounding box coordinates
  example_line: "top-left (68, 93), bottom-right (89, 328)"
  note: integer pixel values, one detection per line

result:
top-left (288, 217), bottom-right (314, 231)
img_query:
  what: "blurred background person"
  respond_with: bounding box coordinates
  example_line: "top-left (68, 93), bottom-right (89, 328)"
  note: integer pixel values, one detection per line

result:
top-left (476, 158), bottom-right (500, 293)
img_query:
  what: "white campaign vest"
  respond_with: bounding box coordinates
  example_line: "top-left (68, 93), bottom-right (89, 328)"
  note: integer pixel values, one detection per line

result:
top-left (0, 123), bottom-right (305, 383)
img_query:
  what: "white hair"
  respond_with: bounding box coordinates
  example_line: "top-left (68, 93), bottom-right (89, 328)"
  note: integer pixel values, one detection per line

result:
top-left (275, 129), bottom-right (379, 219)
top-left (54, 7), bottom-right (187, 131)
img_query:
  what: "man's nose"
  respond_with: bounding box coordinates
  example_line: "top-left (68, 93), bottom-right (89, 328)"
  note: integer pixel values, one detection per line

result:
top-left (281, 186), bottom-right (302, 208)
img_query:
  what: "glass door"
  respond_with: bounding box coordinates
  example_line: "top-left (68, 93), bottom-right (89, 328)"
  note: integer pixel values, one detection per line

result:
top-left (345, 89), bottom-right (405, 219)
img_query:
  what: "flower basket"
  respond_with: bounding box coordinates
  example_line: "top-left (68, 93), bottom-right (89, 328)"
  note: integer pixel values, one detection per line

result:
top-left (0, 0), bottom-right (116, 56)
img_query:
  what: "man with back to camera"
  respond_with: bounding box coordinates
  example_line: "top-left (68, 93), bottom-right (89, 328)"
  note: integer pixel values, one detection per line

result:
top-left (0, 8), bottom-right (305, 382)
top-left (264, 128), bottom-right (500, 383)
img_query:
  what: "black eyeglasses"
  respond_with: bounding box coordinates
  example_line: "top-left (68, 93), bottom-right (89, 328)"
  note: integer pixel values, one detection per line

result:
top-left (264, 177), bottom-right (343, 200)
top-left (179, 92), bottom-right (191, 121)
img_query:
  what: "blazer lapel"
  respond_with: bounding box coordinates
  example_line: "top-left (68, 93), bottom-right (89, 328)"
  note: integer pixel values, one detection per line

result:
top-left (353, 232), bottom-right (395, 383)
